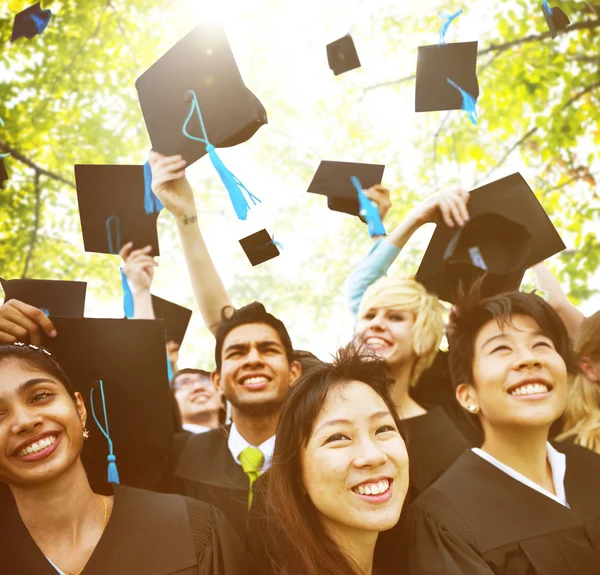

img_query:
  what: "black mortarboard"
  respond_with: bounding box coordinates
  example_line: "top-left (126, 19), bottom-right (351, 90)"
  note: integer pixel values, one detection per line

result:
top-left (0, 158), bottom-right (7, 189)
top-left (1, 278), bottom-right (86, 317)
top-left (327, 35), bottom-right (361, 76)
top-left (45, 318), bottom-right (173, 486)
top-left (307, 161), bottom-right (385, 217)
top-left (542, 1), bottom-right (570, 39)
top-left (10, 2), bottom-right (51, 43)
top-left (74, 164), bottom-right (160, 256)
top-left (151, 295), bottom-right (192, 345)
top-left (415, 41), bottom-right (479, 113)
top-left (416, 173), bottom-right (566, 303)
top-left (136, 23), bottom-right (267, 167)
top-left (239, 229), bottom-right (281, 266)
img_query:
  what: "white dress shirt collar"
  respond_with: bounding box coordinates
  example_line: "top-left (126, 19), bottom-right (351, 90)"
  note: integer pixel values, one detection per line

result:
top-left (227, 422), bottom-right (275, 474)
top-left (182, 423), bottom-right (212, 434)
top-left (472, 442), bottom-right (569, 507)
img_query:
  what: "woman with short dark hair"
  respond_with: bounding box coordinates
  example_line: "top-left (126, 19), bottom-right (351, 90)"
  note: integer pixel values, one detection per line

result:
top-left (262, 343), bottom-right (409, 575)
top-left (0, 343), bottom-right (245, 575)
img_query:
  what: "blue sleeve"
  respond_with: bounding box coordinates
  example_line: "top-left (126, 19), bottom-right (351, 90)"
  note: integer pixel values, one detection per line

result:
top-left (343, 238), bottom-right (401, 321)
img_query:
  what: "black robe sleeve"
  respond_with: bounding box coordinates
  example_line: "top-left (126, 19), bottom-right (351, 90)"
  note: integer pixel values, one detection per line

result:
top-left (405, 490), bottom-right (494, 575)
top-left (184, 497), bottom-right (247, 575)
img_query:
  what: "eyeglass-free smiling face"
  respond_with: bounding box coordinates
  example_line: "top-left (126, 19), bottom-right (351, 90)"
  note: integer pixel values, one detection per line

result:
top-left (301, 381), bottom-right (409, 538)
top-left (0, 360), bottom-right (87, 487)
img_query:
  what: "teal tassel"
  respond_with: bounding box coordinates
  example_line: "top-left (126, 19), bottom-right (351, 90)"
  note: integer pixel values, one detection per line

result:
top-left (182, 90), bottom-right (261, 221)
top-left (143, 161), bottom-right (164, 214)
top-left (351, 176), bottom-right (386, 237)
top-left (439, 9), bottom-right (463, 45)
top-left (120, 269), bottom-right (134, 319)
top-left (446, 78), bottom-right (478, 125)
top-left (90, 380), bottom-right (120, 484)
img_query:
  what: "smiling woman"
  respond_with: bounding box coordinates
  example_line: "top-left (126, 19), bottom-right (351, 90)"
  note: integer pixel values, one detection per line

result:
top-left (0, 343), bottom-right (246, 575)
top-left (259, 342), bottom-right (409, 575)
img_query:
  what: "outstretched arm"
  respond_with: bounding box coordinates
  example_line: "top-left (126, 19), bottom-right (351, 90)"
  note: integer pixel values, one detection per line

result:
top-left (119, 242), bottom-right (157, 320)
top-left (149, 152), bottom-right (233, 337)
top-left (344, 188), bottom-right (469, 319)
top-left (532, 261), bottom-right (585, 338)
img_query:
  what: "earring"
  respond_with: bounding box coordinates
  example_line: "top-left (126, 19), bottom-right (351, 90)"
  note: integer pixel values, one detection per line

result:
top-left (468, 405), bottom-right (478, 413)
top-left (83, 428), bottom-right (90, 440)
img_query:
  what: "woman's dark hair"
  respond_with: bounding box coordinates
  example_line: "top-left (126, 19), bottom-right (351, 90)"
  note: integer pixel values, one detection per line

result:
top-left (214, 302), bottom-right (294, 371)
top-left (0, 343), bottom-right (74, 396)
top-left (264, 341), bottom-right (403, 575)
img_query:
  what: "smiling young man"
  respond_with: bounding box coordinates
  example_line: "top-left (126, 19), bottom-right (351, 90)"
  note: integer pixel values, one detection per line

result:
top-left (405, 291), bottom-right (600, 574)
top-left (173, 303), bottom-right (301, 540)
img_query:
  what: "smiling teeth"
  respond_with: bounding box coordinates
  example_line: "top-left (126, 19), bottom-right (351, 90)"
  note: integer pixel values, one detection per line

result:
top-left (510, 383), bottom-right (549, 396)
top-left (243, 376), bottom-right (269, 385)
top-left (354, 479), bottom-right (390, 496)
top-left (19, 435), bottom-right (57, 457)
top-left (366, 338), bottom-right (389, 347)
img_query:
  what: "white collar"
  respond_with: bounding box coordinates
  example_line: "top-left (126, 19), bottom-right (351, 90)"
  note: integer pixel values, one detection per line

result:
top-left (472, 442), bottom-right (569, 507)
top-left (227, 422), bottom-right (275, 474)
top-left (182, 423), bottom-right (212, 434)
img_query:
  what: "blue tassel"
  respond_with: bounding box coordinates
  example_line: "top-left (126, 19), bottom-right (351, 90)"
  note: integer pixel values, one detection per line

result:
top-left (143, 161), bottom-right (163, 215)
top-left (350, 176), bottom-right (386, 237)
top-left (182, 90), bottom-right (261, 221)
top-left (257, 236), bottom-right (284, 251)
top-left (446, 78), bottom-right (478, 125)
top-left (166, 335), bottom-right (173, 382)
top-left (105, 214), bottom-right (121, 255)
top-left (40, 307), bottom-right (50, 316)
top-left (439, 9), bottom-right (463, 45)
top-left (90, 380), bottom-right (120, 484)
top-left (542, 0), bottom-right (553, 16)
top-left (120, 269), bottom-right (135, 319)
top-left (31, 11), bottom-right (51, 35)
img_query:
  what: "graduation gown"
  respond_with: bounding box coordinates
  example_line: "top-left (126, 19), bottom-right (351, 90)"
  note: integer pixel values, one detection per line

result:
top-left (174, 425), bottom-right (250, 540)
top-left (0, 483), bottom-right (246, 575)
top-left (405, 443), bottom-right (600, 574)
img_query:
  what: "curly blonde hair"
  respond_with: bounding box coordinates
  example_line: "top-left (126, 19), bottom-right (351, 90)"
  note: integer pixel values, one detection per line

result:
top-left (357, 276), bottom-right (445, 386)
top-left (557, 311), bottom-right (600, 454)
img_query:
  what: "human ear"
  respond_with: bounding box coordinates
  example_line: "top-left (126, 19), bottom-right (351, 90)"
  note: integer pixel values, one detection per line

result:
top-left (288, 361), bottom-right (302, 386)
top-left (579, 358), bottom-right (599, 383)
top-left (211, 371), bottom-right (222, 393)
top-left (456, 383), bottom-right (479, 414)
top-left (74, 391), bottom-right (87, 429)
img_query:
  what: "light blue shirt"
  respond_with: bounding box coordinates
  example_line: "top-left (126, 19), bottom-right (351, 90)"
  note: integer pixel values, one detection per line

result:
top-left (343, 238), bottom-right (401, 320)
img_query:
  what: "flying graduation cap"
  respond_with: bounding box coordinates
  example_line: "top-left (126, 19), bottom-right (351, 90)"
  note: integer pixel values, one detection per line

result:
top-left (239, 229), bottom-right (281, 266)
top-left (136, 23), bottom-right (267, 221)
top-left (10, 2), bottom-right (52, 43)
top-left (415, 173), bottom-right (566, 303)
top-left (327, 35), bottom-right (362, 76)
top-left (415, 10), bottom-right (479, 124)
top-left (151, 295), bottom-right (193, 346)
top-left (1, 278), bottom-right (87, 317)
top-left (74, 164), bottom-right (160, 256)
top-left (542, 1), bottom-right (570, 39)
top-left (45, 317), bottom-right (174, 487)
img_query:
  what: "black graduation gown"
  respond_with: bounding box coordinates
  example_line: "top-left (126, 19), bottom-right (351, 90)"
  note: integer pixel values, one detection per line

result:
top-left (405, 443), bottom-right (600, 574)
top-left (0, 483), bottom-right (246, 575)
top-left (174, 425), bottom-right (250, 541)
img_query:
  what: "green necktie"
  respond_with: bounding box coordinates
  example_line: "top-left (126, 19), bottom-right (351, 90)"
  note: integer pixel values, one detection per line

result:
top-left (239, 446), bottom-right (265, 511)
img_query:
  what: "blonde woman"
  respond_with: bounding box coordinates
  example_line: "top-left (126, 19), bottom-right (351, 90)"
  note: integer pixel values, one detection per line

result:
top-left (558, 311), bottom-right (600, 453)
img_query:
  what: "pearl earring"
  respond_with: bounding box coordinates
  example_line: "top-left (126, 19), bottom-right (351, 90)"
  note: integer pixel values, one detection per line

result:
top-left (468, 405), bottom-right (478, 413)
top-left (83, 428), bottom-right (90, 440)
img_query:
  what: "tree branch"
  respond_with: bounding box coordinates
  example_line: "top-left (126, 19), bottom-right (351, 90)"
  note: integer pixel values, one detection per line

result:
top-left (0, 141), bottom-right (75, 188)
top-left (22, 171), bottom-right (42, 279)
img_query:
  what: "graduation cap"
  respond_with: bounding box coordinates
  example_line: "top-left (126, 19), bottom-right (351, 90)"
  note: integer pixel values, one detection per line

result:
top-left (415, 173), bottom-right (566, 303)
top-left (307, 160), bottom-right (386, 217)
top-left (542, 1), bottom-right (570, 39)
top-left (1, 278), bottom-right (86, 317)
top-left (327, 35), bottom-right (361, 76)
top-left (0, 159), bottom-right (7, 189)
top-left (45, 317), bottom-right (173, 486)
top-left (74, 164), bottom-right (160, 256)
top-left (239, 229), bottom-right (281, 266)
top-left (10, 2), bottom-right (51, 43)
top-left (151, 295), bottom-right (192, 345)
top-left (415, 41), bottom-right (479, 119)
top-left (136, 23), bottom-right (267, 167)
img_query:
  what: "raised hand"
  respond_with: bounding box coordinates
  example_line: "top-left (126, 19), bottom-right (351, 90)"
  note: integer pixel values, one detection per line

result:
top-left (120, 241), bottom-right (157, 294)
top-left (362, 184), bottom-right (392, 222)
top-left (0, 300), bottom-right (57, 346)
top-left (411, 188), bottom-right (470, 228)
top-left (148, 151), bottom-right (196, 219)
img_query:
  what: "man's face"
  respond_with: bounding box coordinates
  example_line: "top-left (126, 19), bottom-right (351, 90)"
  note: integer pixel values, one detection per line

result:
top-left (457, 314), bottom-right (568, 432)
top-left (213, 323), bottom-right (300, 415)
top-left (173, 372), bottom-right (223, 424)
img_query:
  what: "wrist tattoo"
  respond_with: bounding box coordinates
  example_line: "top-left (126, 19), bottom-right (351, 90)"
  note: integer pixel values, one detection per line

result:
top-left (181, 214), bottom-right (198, 225)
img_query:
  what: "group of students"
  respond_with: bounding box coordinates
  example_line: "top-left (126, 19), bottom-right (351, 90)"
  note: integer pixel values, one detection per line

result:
top-left (1, 152), bottom-right (600, 574)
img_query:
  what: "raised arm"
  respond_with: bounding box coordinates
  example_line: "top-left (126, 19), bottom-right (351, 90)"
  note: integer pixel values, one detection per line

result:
top-left (532, 261), bottom-right (585, 338)
top-left (344, 188), bottom-right (469, 319)
top-left (149, 152), bottom-right (232, 337)
top-left (119, 242), bottom-right (157, 320)
top-left (0, 300), bottom-right (57, 345)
